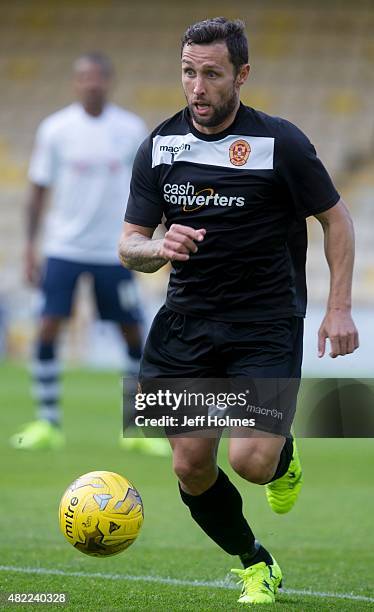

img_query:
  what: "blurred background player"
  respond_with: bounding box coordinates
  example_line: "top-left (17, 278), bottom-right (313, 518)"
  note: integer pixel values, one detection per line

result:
top-left (10, 52), bottom-right (166, 454)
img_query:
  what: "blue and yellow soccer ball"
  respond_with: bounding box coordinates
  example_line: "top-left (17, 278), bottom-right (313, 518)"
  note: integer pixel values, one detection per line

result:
top-left (59, 470), bottom-right (143, 557)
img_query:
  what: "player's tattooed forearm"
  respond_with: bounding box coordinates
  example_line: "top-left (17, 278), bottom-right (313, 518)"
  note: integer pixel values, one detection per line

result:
top-left (122, 254), bottom-right (167, 272)
top-left (119, 235), bottom-right (168, 273)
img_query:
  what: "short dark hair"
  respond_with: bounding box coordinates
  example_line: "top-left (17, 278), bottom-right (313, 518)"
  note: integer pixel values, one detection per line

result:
top-left (181, 17), bottom-right (248, 74)
top-left (74, 52), bottom-right (114, 77)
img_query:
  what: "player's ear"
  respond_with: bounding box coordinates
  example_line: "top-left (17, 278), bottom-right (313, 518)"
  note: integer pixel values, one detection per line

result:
top-left (236, 64), bottom-right (250, 87)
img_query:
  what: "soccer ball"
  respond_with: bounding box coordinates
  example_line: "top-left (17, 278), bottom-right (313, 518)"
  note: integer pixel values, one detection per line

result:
top-left (59, 470), bottom-right (143, 557)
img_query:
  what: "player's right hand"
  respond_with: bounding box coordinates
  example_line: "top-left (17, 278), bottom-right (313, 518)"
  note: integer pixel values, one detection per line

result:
top-left (159, 224), bottom-right (206, 261)
top-left (24, 245), bottom-right (40, 286)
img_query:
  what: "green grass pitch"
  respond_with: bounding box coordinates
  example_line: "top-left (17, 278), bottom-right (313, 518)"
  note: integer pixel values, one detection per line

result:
top-left (0, 361), bottom-right (373, 611)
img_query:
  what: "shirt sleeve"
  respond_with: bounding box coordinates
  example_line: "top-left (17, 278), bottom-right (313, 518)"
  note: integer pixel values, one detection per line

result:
top-left (125, 136), bottom-right (164, 228)
top-left (28, 119), bottom-right (56, 187)
top-left (276, 120), bottom-right (340, 219)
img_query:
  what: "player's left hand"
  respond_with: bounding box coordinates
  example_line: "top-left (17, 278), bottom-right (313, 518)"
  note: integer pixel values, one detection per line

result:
top-left (318, 310), bottom-right (359, 358)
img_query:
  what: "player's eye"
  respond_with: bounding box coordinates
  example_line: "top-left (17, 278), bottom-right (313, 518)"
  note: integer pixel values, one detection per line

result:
top-left (183, 68), bottom-right (195, 77)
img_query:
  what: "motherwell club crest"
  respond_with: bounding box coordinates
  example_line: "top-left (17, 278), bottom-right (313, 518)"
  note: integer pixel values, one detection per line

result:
top-left (229, 139), bottom-right (251, 166)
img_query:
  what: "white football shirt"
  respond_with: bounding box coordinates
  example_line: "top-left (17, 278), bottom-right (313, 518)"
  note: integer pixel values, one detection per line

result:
top-left (29, 103), bottom-right (148, 263)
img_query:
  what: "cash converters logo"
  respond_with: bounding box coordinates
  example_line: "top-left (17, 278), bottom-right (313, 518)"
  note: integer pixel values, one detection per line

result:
top-left (229, 139), bottom-right (251, 166)
top-left (163, 182), bottom-right (245, 212)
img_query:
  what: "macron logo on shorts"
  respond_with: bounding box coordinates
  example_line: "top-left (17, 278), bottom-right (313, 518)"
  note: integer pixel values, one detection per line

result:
top-left (152, 133), bottom-right (274, 170)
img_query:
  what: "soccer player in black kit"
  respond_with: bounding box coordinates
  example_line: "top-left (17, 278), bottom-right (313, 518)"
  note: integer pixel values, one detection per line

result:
top-left (119, 18), bottom-right (359, 606)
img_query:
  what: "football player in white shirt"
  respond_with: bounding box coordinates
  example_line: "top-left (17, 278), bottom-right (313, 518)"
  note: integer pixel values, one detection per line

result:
top-left (11, 52), bottom-right (167, 455)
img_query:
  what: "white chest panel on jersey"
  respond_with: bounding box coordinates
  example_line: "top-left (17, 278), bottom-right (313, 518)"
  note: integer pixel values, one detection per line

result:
top-left (152, 133), bottom-right (274, 170)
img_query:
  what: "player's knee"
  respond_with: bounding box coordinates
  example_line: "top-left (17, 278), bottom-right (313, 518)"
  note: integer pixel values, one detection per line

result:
top-left (173, 456), bottom-right (215, 491)
top-left (39, 318), bottom-right (62, 343)
top-left (229, 450), bottom-right (276, 484)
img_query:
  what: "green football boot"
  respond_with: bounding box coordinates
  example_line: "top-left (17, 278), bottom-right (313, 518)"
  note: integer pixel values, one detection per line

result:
top-left (9, 420), bottom-right (65, 450)
top-left (231, 556), bottom-right (282, 605)
top-left (266, 437), bottom-right (303, 514)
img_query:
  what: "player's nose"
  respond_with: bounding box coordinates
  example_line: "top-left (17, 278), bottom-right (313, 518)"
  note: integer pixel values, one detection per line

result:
top-left (193, 76), bottom-right (206, 96)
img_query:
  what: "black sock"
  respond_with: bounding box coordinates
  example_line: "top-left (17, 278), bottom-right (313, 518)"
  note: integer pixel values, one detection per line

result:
top-left (265, 436), bottom-right (294, 484)
top-left (240, 542), bottom-right (273, 568)
top-left (179, 468), bottom-right (256, 556)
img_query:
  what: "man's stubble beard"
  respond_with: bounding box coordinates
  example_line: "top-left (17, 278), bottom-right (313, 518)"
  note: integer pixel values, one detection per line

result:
top-left (187, 85), bottom-right (238, 129)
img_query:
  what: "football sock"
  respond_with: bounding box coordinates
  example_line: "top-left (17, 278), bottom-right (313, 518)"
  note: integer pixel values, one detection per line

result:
top-left (265, 436), bottom-right (294, 483)
top-left (179, 468), bottom-right (257, 556)
top-left (240, 542), bottom-right (274, 568)
top-left (32, 340), bottom-right (61, 426)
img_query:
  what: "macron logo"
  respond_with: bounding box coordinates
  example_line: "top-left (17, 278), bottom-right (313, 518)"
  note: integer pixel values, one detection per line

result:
top-left (160, 143), bottom-right (191, 153)
top-left (160, 143), bottom-right (191, 163)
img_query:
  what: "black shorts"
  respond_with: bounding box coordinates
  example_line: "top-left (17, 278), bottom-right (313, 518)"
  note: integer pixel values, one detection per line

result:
top-left (139, 306), bottom-right (303, 436)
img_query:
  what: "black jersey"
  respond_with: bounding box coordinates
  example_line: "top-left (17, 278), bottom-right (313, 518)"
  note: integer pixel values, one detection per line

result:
top-left (125, 104), bottom-right (339, 322)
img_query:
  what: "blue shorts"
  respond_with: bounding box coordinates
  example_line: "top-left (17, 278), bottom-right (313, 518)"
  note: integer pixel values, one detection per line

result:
top-left (40, 257), bottom-right (142, 324)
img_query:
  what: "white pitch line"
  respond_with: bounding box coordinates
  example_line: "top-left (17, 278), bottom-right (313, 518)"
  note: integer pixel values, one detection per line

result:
top-left (0, 565), bottom-right (373, 604)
